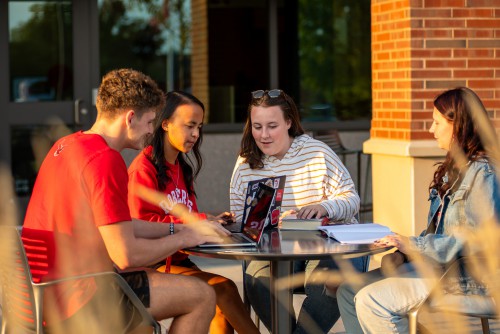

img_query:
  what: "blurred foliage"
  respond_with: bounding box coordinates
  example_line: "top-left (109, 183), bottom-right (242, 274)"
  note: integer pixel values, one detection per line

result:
top-left (8, 0), bottom-right (371, 120)
top-left (9, 0), bottom-right (192, 93)
top-left (9, 2), bottom-right (73, 100)
top-left (99, 0), bottom-right (166, 89)
top-left (9, 2), bottom-right (73, 76)
top-left (298, 0), bottom-right (371, 120)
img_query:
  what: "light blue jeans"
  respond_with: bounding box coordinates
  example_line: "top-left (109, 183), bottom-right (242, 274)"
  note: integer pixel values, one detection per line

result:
top-left (337, 264), bottom-right (435, 334)
top-left (244, 257), bottom-right (367, 334)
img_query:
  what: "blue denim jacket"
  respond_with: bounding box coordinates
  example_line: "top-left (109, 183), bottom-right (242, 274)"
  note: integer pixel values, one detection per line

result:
top-left (409, 159), bottom-right (500, 293)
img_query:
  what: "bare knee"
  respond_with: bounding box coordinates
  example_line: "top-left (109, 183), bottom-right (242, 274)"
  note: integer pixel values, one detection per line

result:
top-left (173, 277), bottom-right (217, 323)
top-left (195, 278), bottom-right (217, 313)
top-left (190, 274), bottom-right (217, 295)
top-left (213, 279), bottom-right (241, 307)
top-left (209, 276), bottom-right (238, 294)
top-left (146, 271), bottom-right (216, 320)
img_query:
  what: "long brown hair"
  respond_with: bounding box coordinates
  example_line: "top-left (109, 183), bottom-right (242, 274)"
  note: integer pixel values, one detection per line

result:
top-left (240, 90), bottom-right (305, 169)
top-left (146, 91), bottom-right (204, 196)
top-left (430, 87), bottom-right (488, 196)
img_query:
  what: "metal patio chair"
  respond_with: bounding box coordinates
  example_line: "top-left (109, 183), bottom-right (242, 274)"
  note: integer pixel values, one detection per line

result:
top-left (407, 256), bottom-right (498, 334)
top-left (313, 130), bottom-right (372, 220)
top-left (0, 226), bottom-right (161, 334)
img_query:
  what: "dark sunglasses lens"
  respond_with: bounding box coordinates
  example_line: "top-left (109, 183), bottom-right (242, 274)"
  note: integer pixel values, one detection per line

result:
top-left (252, 90), bottom-right (265, 99)
top-left (268, 89), bottom-right (282, 98)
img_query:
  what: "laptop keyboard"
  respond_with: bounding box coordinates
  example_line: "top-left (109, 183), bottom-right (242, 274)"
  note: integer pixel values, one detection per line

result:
top-left (223, 233), bottom-right (252, 243)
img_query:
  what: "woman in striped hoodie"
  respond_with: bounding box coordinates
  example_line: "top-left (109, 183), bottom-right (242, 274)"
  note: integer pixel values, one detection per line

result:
top-left (230, 89), bottom-right (363, 334)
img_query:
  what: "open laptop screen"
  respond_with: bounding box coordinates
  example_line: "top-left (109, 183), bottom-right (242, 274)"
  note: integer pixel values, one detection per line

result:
top-left (242, 183), bottom-right (275, 242)
top-left (242, 175), bottom-right (286, 230)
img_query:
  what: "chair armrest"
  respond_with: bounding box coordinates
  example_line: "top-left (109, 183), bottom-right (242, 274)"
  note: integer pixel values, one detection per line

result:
top-left (113, 273), bottom-right (158, 325)
top-left (32, 271), bottom-right (157, 330)
top-left (33, 271), bottom-right (119, 288)
top-left (407, 256), bottom-right (492, 314)
top-left (406, 257), bottom-right (466, 314)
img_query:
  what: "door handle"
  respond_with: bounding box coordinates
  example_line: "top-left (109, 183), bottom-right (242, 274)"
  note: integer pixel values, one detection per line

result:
top-left (74, 99), bottom-right (88, 126)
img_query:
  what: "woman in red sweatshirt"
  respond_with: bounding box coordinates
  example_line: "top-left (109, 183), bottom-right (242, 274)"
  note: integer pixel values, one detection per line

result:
top-left (128, 91), bottom-right (259, 334)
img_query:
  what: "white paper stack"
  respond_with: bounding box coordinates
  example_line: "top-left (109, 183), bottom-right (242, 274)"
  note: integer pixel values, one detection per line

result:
top-left (317, 223), bottom-right (393, 244)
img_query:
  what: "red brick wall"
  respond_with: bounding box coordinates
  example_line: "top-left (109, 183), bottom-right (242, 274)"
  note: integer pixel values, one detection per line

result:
top-left (191, 0), bottom-right (209, 121)
top-left (371, 0), bottom-right (500, 141)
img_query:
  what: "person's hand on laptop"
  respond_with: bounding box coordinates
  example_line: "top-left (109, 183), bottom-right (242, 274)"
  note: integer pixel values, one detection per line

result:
top-left (216, 211), bottom-right (236, 225)
top-left (176, 221), bottom-right (231, 247)
top-left (198, 219), bottom-right (232, 236)
top-left (174, 224), bottom-right (221, 248)
top-left (205, 211), bottom-right (236, 226)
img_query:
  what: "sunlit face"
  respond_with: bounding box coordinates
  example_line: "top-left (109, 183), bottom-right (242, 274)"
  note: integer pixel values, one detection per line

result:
top-left (429, 108), bottom-right (454, 151)
top-left (128, 110), bottom-right (156, 150)
top-left (163, 104), bottom-right (204, 160)
top-left (250, 105), bottom-right (292, 159)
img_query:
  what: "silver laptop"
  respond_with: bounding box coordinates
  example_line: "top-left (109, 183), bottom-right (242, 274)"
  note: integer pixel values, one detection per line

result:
top-left (198, 183), bottom-right (275, 247)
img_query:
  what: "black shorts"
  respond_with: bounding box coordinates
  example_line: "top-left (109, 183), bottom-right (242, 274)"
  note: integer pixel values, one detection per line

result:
top-left (172, 257), bottom-right (198, 269)
top-left (151, 257), bottom-right (198, 270)
top-left (119, 270), bottom-right (151, 307)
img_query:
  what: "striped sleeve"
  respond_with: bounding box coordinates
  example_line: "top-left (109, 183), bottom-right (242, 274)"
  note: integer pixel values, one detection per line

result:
top-left (229, 156), bottom-right (247, 222)
top-left (316, 141), bottom-right (360, 221)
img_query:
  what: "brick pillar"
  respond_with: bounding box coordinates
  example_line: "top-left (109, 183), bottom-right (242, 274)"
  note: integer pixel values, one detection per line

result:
top-left (191, 0), bottom-right (210, 122)
top-left (365, 0), bottom-right (500, 236)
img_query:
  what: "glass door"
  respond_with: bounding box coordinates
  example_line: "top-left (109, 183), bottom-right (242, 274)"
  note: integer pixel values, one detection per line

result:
top-left (0, 0), bottom-right (98, 215)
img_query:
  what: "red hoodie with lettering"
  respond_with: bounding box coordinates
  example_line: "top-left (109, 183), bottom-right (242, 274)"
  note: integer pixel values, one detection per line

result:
top-left (128, 146), bottom-right (206, 272)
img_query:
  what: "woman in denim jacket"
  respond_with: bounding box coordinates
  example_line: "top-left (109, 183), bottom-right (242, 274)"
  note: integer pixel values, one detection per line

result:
top-left (336, 87), bottom-right (500, 333)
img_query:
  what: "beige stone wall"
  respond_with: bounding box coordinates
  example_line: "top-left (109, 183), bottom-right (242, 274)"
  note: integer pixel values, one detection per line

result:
top-left (365, 139), bottom-right (443, 236)
top-left (122, 130), bottom-right (371, 217)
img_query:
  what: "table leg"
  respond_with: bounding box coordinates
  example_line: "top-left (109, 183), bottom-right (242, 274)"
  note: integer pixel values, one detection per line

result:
top-left (269, 260), bottom-right (293, 334)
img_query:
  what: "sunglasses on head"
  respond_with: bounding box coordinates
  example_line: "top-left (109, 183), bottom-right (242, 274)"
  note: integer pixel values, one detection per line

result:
top-left (251, 89), bottom-right (283, 99)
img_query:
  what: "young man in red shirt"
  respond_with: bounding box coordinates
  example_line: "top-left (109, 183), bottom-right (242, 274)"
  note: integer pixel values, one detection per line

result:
top-left (21, 68), bottom-right (229, 334)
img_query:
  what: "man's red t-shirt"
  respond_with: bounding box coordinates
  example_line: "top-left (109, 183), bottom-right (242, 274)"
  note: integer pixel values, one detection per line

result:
top-left (22, 131), bottom-right (132, 320)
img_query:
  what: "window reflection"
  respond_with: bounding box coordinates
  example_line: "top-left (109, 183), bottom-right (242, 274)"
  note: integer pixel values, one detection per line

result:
top-left (207, 0), bottom-right (372, 123)
top-left (298, 0), bottom-right (372, 121)
top-left (98, 0), bottom-right (192, 92)
top-left (96, 0), bottom-right (371, 123)
top-left (9, 1), bottom-right (73, 103)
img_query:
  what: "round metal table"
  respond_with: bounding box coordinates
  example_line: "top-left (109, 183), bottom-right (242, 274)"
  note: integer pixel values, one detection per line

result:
top-left (185, 228), bottom-right (392, 334)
